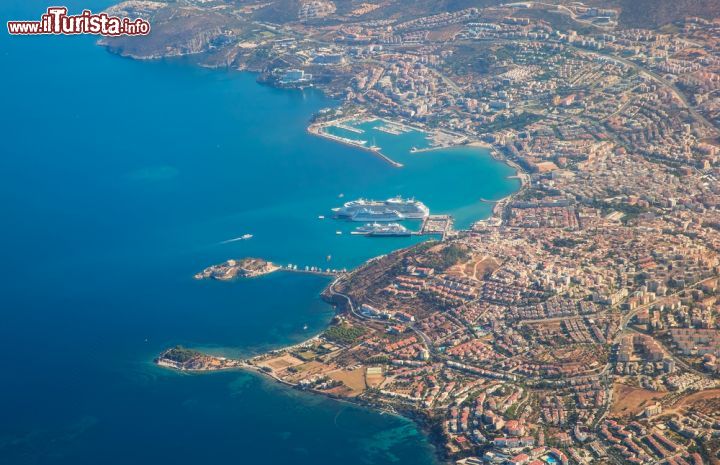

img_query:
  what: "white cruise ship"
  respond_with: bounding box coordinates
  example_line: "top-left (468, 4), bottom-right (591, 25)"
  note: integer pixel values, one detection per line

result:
top-left (350, 208), bottom-right (403, 222)
top-left (354, 223), bottom-right (411, 236)
top-left (333, 196), bottom-right (429, 220)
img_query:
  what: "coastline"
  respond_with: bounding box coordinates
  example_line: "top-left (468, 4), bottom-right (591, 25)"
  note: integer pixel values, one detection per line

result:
top-left (155, 336), bottom-right (449, 462)
top-left (153, 123), bottom-right (528, 463)
top-left (145, 65), bottom-right (528, 461)
top-left (265, 133), bottom-right (526, 460)
top-left (239, 353), bottom-right (449, 464)
top-left (117, 40), bottom-right (529, 465)
top-left (243, 362), bottom-right (449, 464)
top-left (13, 2), bottom-right (716, 463)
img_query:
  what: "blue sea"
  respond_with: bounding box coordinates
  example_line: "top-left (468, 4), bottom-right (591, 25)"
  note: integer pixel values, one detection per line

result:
top-left (0, 2), bottom-right (519, 464)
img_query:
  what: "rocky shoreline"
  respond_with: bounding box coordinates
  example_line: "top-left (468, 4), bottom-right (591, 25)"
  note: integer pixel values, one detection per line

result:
top-left (154, 336), bottom-right (455, 464)
top-left (154, 171), bottom-right (527, 464)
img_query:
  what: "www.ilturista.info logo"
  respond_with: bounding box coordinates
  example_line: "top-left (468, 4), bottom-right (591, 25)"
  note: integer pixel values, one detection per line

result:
top-left (7, 7), bottom-right (150, 36)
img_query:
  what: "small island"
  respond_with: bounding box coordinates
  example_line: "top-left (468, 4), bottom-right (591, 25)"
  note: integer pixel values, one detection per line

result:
top-left (193, 258), bottom-right (280, 281)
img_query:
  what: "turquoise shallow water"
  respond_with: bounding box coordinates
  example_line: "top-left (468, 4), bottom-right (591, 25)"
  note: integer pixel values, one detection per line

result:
top-left (0, 2), bottom-right (518, 464)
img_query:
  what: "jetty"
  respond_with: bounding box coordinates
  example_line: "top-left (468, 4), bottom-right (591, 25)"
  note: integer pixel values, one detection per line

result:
top-left (317, 127), bottom-right (403, 167)
top-left (375, 125), bottom-right (403, 135)
top-left (335, 122), bottom-right (364, 134)
top-left (318, 130), bottom-right (368, 148)
top-left (280, 264), bottom-right (346, 277)
top-left (409, 145), bottom-right (442, 154)
top-left (195, 258), bottom-right (345, 281)
top-left (368, 146), bottom-right (404, 168)
top-left (374, 122), bottom-right (411, 135)
top-left (420, 215), bottom-right (454, 240)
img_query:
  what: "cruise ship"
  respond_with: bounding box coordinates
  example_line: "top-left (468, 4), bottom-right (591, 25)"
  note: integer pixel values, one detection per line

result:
top-left (350, 208), bottom-right (403, 222)
top-left (333, 197), bottom-right (429, 220)
top-left (354, 223), bottom-right (411, 237)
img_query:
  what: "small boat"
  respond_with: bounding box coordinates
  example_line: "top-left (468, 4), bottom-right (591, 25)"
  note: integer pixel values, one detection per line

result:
top-left (336, 231), bottom-right (343, 235)
top-left (220, 234), bottom-right (253, 244)
top-left (318, 215), bottom-right (325, 219)
top-left (338, 193), bottom-right (345, 198)
top-left (303, 324), bottom-right (308, 330)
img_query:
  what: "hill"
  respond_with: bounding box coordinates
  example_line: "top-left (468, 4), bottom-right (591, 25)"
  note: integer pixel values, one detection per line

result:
top-left (616, 0), bottom-right (720, 28)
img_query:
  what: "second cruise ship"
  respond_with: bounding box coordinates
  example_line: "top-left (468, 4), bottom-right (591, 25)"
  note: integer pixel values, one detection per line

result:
top-left (353, 223), bottom-right (412, 237)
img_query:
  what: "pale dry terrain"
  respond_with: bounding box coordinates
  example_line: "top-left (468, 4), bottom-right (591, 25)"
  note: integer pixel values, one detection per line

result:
top-left (610, 383), bottom-right (668, 417)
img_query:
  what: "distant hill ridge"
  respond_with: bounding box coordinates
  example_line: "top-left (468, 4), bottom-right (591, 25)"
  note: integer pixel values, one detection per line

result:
top-left (252, 0), bottom-right (719, 29)
top-left (614, 0), bottom-right (719, 28)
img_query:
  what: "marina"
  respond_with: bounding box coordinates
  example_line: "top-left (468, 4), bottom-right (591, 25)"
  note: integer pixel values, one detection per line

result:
top-left (375, 125), bottom-right (403, 135)
top-left (374, 122), bottom-right (412, 135)
top-left (311, 116), bottom-right (476, 171)
top-left (309, 118), bottom-right (413, 168)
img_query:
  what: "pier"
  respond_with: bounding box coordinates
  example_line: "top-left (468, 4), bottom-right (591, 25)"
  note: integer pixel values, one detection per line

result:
top-left (368, 147), bottom-right (404, 168)
top-left (374, 122), bottom-right (411, 135)
top-left (335, 123), bottom-right (365, 134)
top-left (374, 125), bottom-right (403, 135)
top-left (280, 264), bottom-right (346, 277)
top-left (420, 215), bottom-right (454, 240)
top-left (381, 120), bottom-right (416, 133)
top-left (315, 127), bottom-right (404, 168)
top-left (409, 145), bottom-right (444, 154)
top-left (318, 130), bottom-right (368, 148)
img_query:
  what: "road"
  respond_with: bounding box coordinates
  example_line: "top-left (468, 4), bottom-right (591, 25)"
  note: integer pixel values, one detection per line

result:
top-left (328, 272), bottom-right (440, 354)
top-left (567, 45), bottom-right (718, 134)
